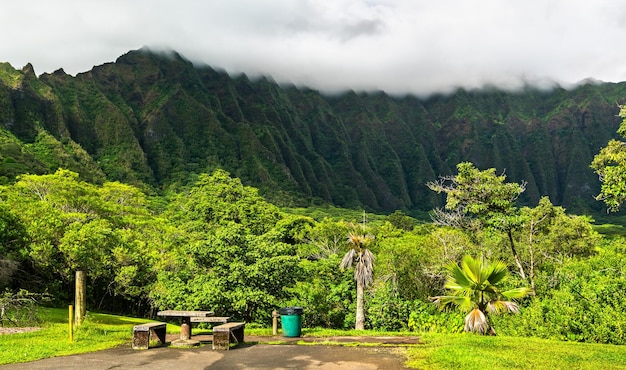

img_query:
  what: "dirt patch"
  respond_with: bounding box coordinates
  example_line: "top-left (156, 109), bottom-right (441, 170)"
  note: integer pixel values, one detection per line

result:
top-left (0, 326), bottom-right (42, 335)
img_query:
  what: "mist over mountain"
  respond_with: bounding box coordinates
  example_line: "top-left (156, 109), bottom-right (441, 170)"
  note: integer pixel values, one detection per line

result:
top-left (1, 48), bottom-right (624, 215)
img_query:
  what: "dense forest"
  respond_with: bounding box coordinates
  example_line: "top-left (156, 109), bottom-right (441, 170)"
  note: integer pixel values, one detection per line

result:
top-left (2, 49), bottom-right (626, 346)
top-left (1, 47), bottom-right (626, 215)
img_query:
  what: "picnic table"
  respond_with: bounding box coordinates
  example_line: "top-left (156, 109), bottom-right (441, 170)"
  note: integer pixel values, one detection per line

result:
top-left (157, 310), bottom-right (214, 346)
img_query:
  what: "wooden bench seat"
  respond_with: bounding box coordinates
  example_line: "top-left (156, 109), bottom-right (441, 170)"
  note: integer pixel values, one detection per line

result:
top-left (132, 322), bottom-right (167, 350)
top-left (190, 316), bottom-right (230, 323)
top-left (212, 322), bottom-right (245, 350)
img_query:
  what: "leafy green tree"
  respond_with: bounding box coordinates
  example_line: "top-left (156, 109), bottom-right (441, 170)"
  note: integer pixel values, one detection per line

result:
top-left (0, 204), bottom-right (28, 289)
top-left (0, 169), bottom-right (158, 317)
top-left (491, 239), bottom-right (626, 344)
top-left (591, 105), bottom-right (626, 211)
top-left (153, 170), bottom-right (300, 322)
top-left (428, 162), bottom-right (527, 279)
top-left (285, 255), bottom-right (353, 329)
top-left (432, 255), bottom-right (530, 334)
top-left (376, 224), bottom-right (478, 301)
top-left (386, 210), bottom-right (417, 231)
top-left (298, 217), bottom-right (350, 259)
top-left (516, 197), bottom-right (599, 295)
top-left (340, 230), bottom-right (375, 330)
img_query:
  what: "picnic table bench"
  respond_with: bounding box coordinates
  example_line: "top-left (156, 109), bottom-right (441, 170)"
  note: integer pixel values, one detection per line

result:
top-left (212, 322), bottom-right (246, 350)
top-left (132, 322), bottom-right (167, 350)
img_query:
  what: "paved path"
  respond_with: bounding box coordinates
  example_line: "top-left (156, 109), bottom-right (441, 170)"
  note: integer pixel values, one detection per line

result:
top-left (1, 343), bottom-right (411, 369)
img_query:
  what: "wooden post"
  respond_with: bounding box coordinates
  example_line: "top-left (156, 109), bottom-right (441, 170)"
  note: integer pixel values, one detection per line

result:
top-left (75, 270), bottom-right (86, 325)
top-left (69, 305), bottom-right (74, 342)
top-left (272, 310), bottom-right (279, 336)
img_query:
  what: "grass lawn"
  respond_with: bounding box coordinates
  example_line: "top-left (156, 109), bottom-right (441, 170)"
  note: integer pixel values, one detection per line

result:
top-left (2, 307), bottom-right (625, 369)
top-left (0, 307), bottom-right (180, 365)
top-left (407, 333), bottom-right (626, 369)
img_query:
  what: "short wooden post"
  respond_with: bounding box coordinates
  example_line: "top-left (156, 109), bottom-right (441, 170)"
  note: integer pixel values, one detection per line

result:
top-left (69, 305), bottom-right (74, 342)
top-left (272, 310), bottom-right (279, 336)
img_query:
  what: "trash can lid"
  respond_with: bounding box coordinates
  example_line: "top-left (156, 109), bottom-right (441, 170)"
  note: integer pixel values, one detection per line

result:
top-left (279, 306), bottom-right (303, 315)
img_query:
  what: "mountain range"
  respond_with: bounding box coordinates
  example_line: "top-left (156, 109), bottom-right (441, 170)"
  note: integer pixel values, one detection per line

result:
top-left (1, 47), bottom-right (625, 215)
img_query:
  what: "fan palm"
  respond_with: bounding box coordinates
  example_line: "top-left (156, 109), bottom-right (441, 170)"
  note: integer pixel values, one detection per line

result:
top-left (340, 232), bottom-right (375, 330)
top-left (431, 255), bottom-right (530, 334)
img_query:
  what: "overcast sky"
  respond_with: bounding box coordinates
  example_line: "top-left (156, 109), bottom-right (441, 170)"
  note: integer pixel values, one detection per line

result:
top-left (2, 0), bottom-right (626, 96)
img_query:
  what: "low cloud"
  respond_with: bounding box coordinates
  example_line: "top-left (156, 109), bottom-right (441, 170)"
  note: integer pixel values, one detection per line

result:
top-left (2, 0), bottom-right (626, 96)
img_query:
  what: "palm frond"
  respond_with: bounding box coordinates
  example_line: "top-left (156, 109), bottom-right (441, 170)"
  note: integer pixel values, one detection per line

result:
top-left (485, 260), bottom-right (508, 285)
top-left (501, 287), bottom-right (531, 300)
top-left (465, 308), bottom-right (488, 334)
top-left (340, 249), bottom-right (356, 270)
top-left (460, 255), bottom-right (481, 283)
top-left (431, 295), bottom-right (472, 312)
top-left (355, 250), bottom-right (374, 287)
top-left (448, 263), bottom-right (473, 288)
top-left (487, 300), bottom-right (520, 314)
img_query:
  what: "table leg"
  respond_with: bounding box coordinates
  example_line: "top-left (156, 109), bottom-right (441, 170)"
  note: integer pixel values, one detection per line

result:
top-left (181, 317), bottom-right (191, 340)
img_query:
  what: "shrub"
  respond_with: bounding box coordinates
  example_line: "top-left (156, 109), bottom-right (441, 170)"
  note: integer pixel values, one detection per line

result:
top-left (408, 300), bottom-right (464, 333)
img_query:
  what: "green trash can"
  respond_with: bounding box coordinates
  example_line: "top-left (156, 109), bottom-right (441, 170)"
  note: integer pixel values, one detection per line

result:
top-left (279, 307), bottom-right (303, 337)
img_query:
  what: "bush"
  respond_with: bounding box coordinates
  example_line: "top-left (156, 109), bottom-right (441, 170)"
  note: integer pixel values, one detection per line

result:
top-left (408, 300), bottom-right (464, 333)
top-left (0, 289), bottom-right (49, 327)
top-left (492, 242), bottom-right (626, 344)
top-left (283, 256), bottom-right (354, 329)
top-left (366, 284), bottom-right (419, 331)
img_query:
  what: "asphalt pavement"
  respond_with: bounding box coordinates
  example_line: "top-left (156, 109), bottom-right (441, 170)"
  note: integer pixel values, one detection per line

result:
top-left (1, 335), bottom-right (419, 370)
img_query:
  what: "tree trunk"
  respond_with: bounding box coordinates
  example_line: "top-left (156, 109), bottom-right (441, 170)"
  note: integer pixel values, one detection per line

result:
top-left (528, 226), bottom-right (537, 296)
top-left (507, 230), bottom-right (526, 280)
top-left (75, 270), bottom-right (86, 325)
top-left (355, 280), bottom-right (365, 330)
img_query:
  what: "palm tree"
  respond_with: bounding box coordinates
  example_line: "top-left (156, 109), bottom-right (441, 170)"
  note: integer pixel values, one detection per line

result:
top-left (431, 255), bottom-right (530, 334)
top-left (340, 231), bottom-right (375, 330)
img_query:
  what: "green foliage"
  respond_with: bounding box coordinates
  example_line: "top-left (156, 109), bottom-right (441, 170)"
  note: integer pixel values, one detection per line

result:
top-left (151, 169), bottom-right (300, 322)
top-left (285, 256), bottom-right (353, 329)
top-left (591, 104), bottom-right (626, 211)
top-left (385, 210), bottom-right (418, 231)
top-left (375, 225), bottom-right (477, 301)
top-left (491, 240), bottom-right (626, 344)
top-left (366, 283), bottom-right (419, 331)
top-left (3, 49), bottom-right (623, 214)
top-left (0, 160), bottom-right (623, 348)
top-left (0, 203), bottom-right (28, 262)
top-left (0, 289), bottom-right (49, 327)
top-left (428, 162), bottom-right (526, 230)
top-left (407, 300), bottom-right (464, 333)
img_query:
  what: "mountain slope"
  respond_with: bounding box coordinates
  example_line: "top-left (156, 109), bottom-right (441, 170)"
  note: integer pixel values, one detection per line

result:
top-left (1, 48), bottom-right (625, 214)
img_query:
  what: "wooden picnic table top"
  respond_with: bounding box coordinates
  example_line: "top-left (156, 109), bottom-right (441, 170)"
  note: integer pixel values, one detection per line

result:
top-left (156, 310), bottom-right (214, 317)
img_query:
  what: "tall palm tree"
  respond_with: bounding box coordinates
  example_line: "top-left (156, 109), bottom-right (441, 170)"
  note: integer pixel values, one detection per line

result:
top-left (431, 255), bottom-right (530, 334)
top-left (340, 231), bottom-right (375, 330)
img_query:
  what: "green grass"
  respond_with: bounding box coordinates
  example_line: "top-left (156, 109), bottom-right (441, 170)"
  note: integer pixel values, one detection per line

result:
top-left (0, 307), bottom-right (180, 365)
top-left (406, 333), bottom-right (626, 369)
top-left (3, 309), bottom-right (626, 369)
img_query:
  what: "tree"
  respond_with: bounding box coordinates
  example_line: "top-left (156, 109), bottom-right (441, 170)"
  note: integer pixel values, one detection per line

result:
top-left (431, 255), bottom-right (530, 334)
top-left (516, 197), bottom-right (599, 295)
top-left (591, 104), bottom-right (626, 211)
top-left (299, 217), bottom-right (350, 259)
top-left (340, 230), bottom-right (375, 330)
top-left (428, 162), bottom-right (527, 279)
top-left (152, 170), bottom-right (300, 322)
top-left (0, 204), bottom-right (28, 289)
top-left (0, 169), bottom-right (155, 321)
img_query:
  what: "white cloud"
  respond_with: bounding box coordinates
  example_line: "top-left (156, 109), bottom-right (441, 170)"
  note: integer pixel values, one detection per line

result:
top-left (2, 0), bottom-right (626, 95)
